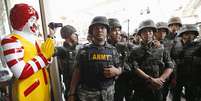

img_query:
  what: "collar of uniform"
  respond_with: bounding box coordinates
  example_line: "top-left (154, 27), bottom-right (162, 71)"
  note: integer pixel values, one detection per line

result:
top-left (90, 42), bottom-right (112, 48)
top-left (107, 39), bottom-right (119, 46)
top-left (141, 41), bottom-right (156, 49)
top-left (183, 40), bottom-right (197, 48)
top-left (166, 32), bottom-right (177, 40)
top-left (63, 41), bottom-right (76, 49)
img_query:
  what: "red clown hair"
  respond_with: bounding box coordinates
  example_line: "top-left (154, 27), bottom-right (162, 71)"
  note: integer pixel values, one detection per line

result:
top-left (10, 3), bottom-right (39, 31)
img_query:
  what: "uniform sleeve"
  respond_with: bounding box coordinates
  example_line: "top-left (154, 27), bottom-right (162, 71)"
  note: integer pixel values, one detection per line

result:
top-left (163, 50), bottom-right (174, 69)
top-left (193, 42), bottom-right (201, 57)
top-left (75, 48), bottom-right (85, 69)
top-left (1, 36), bottom-right (49, 79)
top-left (112, 48), bottom-right (120, 68)
top-left (128, 50), bottom-right (140, 71)
top-left (54, 47), bottom-right (66, 57)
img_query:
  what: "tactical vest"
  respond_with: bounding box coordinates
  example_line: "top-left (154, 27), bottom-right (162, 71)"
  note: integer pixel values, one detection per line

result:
top-left (78, 43), bottom-right (118, 90)
top-left (56, 44), bottom-right (81, 91)
top-left (134, 44), bottom-right (165, 78)
top-left (162, 39), bottom-right (175, 53)
top-left (113, 42), bottom-right (129, 69)
top-left (171, 39), bottom-right (183, 64)
top-left (172, 40), bottom-right (201, 81)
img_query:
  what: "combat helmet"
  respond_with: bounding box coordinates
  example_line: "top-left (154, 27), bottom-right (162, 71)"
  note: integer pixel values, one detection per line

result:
top-left (178, 24), bottom-right (199, 37)
top-left (168, 17), bottom-right (182, 27)
top-left (108, 18), bottom-right (122, 29)
top-left (60, 25), bottom-right (77, 39)
top-left (156, 22), bottom-right (170, 34)
top-left (138, 19), bottom-right (156, 34)
top-left (88, 16), bottom-right (109, 35)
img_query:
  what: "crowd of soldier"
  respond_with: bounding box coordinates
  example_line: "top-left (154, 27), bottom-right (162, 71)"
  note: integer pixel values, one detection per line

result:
top-left (55, 16), bottom-right (201, 101)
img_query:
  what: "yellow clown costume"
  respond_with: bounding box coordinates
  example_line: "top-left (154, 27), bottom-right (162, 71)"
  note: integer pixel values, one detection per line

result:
top-left (2, 34), bottom-right (51, 100)
top-left (1, 3), bottom-right (54, 101)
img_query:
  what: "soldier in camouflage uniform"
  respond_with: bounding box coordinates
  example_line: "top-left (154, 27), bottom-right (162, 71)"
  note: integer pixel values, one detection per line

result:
top-left (54, 25), bottom-right (81, 100)
top-left (167, 17), bottom-right (182, 40)
top-left (128, 19), bottom-right (174, 101)
top-left (155, 22), bottom-right (169, 43)
top-left (164, 17), bottom-right (183, 101)
top-left (120, 31), bottom-right (128, 43)
top-left (171, 24), bottom-right (201, 101)
top-left (107, 18), bottom-right (132, 101)
top-left (161, 17), bottom-right (183, 53)
top-left (68, 16), bottom-right (122, 101)
top-left (155, 22), bottom-right (172, 101)
top-left (132, 28), bottom-right (142, 48)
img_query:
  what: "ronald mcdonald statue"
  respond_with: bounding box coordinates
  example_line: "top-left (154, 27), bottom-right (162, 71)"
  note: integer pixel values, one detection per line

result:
top-left (1, 3), bottom-right (54, 101)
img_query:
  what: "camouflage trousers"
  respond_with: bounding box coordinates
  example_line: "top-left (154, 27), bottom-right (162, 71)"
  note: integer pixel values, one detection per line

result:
top-left (77, 85), bottom-right (114, 101)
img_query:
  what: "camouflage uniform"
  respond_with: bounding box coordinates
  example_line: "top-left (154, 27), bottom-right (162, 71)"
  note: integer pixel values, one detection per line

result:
top-left (56, 42), bottom-right (81, 96)
top-left (77, 82), bottom-right (114, 101)
top-left (161, 17), bottom-right (183, 101)
top-left (55, 25), bottom-right (81, 99)
top-left (108, 18), bottom-right (133, 101)
top-left (111, 42), bottom-right (133, 101)
top-left (128, 42), bottom-right (174, 101)
top-left (156, 22), bottom-right (177, 101)
top-left (128, 19), bottom-right (174, 101)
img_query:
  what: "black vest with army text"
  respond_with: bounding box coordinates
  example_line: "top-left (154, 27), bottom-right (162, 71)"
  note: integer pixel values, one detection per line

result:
top-left (78, 43), bottom-right (119, 90)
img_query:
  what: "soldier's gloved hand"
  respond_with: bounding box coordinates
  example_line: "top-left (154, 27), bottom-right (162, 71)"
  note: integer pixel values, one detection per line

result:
top-left (103, 65), bottom-right (121, 78)
top-left (41, 38), bottom-right (55, 59)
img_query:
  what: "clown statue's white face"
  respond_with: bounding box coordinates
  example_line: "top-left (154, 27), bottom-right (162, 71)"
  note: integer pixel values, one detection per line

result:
top-left (22, 16), bottom-right (39, 36)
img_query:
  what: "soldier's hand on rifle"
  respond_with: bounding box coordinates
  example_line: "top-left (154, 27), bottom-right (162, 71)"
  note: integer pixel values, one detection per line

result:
top-left (103, 65), bottom-right (121, 78)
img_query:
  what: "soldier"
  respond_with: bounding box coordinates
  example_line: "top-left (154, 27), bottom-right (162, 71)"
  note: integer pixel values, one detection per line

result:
top-left (132, 29), bottom-right (142, 48)
top-left (107, 18), bottom-right (132, 101)
top-left (68, 16), bottom-right (122, 101)
top-left (120, 31), bottom-right (128, 43)
top-left (107, 18), bottom-right (122, 44)
top-left (155, 22), bottom-right (169, 42)
top-left (155, 22), bottom-right (172, 101)
top-left (171, 24), bottom-right (201, 101)
top-left (54, 25), bottom-right (81, 100)
top-left (168, 17), bottom-right (182, 38)
top-left (128, 19), bottom-right (174, 101)
top-left (87, 34), bottom-right (92, 43)
top-left (129, 35), bottom-right (135, 44)
top-left (165, 17), bottom-right (183, 100)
